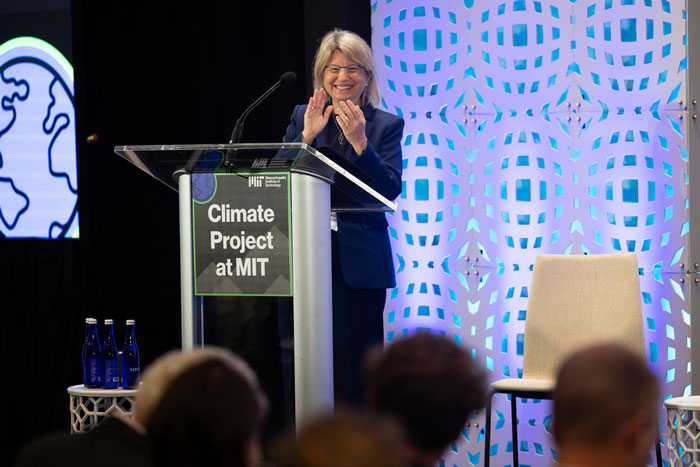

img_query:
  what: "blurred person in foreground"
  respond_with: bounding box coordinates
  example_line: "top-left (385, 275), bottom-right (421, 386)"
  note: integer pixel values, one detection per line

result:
top-left (553, 343), bottom-right (659, 467)
top-left (365, 333), bottom-right (488, 467)
top-left (275, 410), bottom-right (408, 467)
top-left (145, 347), bottom-right (268, 467)
top-left (16, 347), bottom-right (267, 467)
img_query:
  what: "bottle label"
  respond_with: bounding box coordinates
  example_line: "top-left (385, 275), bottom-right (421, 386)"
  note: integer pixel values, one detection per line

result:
top-left (121, 353), bottom-right (140, 388)
top-left (103, 359), bottom-right (119, 388)
top-left (86, 357), bottom-right (101, 387)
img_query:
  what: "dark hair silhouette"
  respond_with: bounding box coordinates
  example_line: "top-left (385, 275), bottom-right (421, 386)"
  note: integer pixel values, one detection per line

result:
top-left (276, 410), bottom-right (408, 467)
top-left (365, 333), bottom-right (488, 455)
top-left (554, 343), bottom-right (659, 446)
top-left (146, 357), bottom-right (267, 467)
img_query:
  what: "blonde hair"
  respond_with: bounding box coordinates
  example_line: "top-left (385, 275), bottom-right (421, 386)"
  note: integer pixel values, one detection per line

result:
top-left (312, 29), bottom-right (380, 107)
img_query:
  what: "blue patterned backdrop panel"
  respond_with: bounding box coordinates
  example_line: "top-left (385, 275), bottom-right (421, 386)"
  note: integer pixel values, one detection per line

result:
top-left (372, 1), bottom-right (688, 465)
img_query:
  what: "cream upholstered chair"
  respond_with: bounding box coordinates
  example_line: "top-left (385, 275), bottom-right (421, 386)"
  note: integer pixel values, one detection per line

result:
top-left (482, 253), bottom-right (661, 467)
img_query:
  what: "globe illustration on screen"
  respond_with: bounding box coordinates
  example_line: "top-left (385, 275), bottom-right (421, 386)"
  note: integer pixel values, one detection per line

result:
top-left (0, 37), bottom-right (78, 238)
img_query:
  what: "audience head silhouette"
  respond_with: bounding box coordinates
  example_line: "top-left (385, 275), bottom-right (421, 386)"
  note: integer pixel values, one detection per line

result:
top-left (140, 347), bottom-right (268, 467)
top-left (554, 343), bottom-right (659, 467)
top-left (365, 332), bottom-right (487, 466)
top-left (276, 410), bottom-right (408, 467)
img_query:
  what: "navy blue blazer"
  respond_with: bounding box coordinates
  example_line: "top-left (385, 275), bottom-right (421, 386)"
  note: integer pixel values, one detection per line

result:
top-left (283, 104), bottom-right (404, 289)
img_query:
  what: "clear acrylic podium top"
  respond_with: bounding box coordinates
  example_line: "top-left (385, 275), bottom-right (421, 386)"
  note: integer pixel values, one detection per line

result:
top-left (114, 142), bottom-right (396, 212)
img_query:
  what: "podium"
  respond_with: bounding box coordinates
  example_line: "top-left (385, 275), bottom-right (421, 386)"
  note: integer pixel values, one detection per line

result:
top-left (114, 142), bottom-right (396, 426)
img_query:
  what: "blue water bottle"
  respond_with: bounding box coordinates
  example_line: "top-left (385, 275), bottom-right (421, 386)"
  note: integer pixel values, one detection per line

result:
top-left (81, 318), bottom-right (89, 385)
top-left (102, 319), bottom-right (119, 389)
top-left (121, 319), bottom-right (140, 389)
top-left (82, 318), bottom-right (102, 388)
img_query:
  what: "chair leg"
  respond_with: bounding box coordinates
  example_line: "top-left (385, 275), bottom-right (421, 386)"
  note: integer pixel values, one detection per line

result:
top-left (511, 395), bottom-right (519, 467)
top-left (656, 432), bottom-right (662, 467)
top-left (484, 390), bottom-right (495, 467)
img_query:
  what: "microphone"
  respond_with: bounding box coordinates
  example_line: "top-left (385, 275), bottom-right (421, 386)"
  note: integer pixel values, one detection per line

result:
top-left (228, 71), bottom-right (297, 145)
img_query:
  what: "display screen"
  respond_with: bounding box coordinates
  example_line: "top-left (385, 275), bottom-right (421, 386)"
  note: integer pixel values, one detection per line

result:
top-left (0, 2), bottom-right (78, 238)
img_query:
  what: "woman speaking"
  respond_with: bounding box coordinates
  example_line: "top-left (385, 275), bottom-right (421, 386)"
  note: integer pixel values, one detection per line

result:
top-left (283, 29), bottom-right (404, 404)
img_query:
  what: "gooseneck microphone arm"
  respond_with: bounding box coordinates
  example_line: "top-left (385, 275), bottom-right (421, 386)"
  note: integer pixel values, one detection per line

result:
top-left (228, 71), bottom-right (297, 145)
top-left (228, 83), bottom-right (279, 144)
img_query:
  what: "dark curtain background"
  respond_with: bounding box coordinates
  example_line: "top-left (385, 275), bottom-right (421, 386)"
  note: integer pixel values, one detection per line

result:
top-left (1, 1), bottom-right (369, 464)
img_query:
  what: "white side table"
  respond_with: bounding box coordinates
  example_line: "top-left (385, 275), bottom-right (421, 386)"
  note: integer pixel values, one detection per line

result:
top-left (67, 385), bottom-right (139, 433)
top-left (665, 395), bottom-right (700, 466)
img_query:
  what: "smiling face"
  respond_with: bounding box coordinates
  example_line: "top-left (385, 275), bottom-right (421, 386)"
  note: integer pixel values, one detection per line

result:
top-left (323, 50), bottom-right (369, 107)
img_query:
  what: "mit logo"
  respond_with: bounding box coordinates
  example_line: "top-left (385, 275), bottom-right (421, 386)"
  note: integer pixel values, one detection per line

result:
top-left (251, 158), bottom-right (268, 169)
top-left (248, 176), bottom-right (263, 187)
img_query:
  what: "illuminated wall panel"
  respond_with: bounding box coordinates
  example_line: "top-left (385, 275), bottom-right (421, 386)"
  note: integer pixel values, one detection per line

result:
top-left (373, 0), bottom-right (688, 465)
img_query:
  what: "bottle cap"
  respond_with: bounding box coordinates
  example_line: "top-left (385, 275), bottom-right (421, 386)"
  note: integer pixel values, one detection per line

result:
top-left (126, 319), bottom-right (135, 325)
top-left (104, 319), bottom-right (113, 325)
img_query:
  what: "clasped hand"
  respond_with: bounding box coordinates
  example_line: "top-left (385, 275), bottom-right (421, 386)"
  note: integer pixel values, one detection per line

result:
top-left (301, 89), bottom-right (368, 154)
